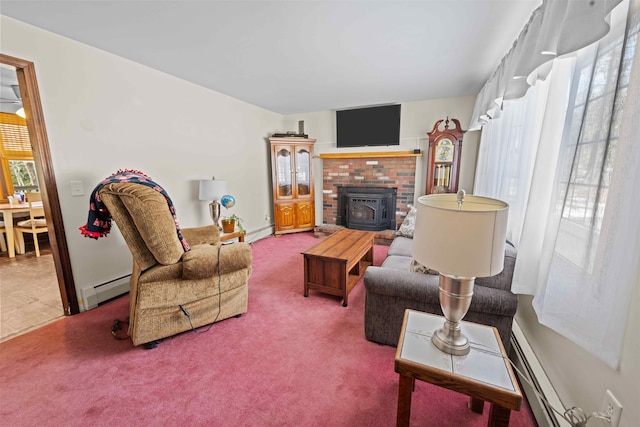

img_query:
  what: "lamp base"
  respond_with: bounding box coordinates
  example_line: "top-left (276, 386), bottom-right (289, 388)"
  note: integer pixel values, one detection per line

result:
top-left (432, 321), bottom-right (470, 356)
top-left (432, 274), bottom-right (475, 356)
top-left (209, 201), bottom-right (222, 230)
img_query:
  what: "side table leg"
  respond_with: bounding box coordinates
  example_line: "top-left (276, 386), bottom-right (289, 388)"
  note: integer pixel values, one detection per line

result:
top-left (469, 397), bottom-right (484, 414)
top-left (396, 375), bottom-right (413, 427)
top-left (488, 404), bottom-right (511, 427)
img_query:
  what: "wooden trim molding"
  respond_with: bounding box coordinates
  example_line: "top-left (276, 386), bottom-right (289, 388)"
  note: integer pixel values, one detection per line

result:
top-left (318, 150), bottom-right (422, 159)
top-left (0, 53), bottom-right (79, 315)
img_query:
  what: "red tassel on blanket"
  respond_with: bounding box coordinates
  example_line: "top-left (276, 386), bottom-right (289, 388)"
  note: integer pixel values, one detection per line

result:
top-left (79, 225), bottom-right (110, 239)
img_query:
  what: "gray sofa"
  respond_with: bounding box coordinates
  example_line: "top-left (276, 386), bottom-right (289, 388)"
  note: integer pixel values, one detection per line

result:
top-left (363, 236), bottom-right (518, 352)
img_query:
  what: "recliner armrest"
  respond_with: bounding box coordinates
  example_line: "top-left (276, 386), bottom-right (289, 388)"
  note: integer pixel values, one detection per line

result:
top-left (182, 243), bottom-right (252, 280)
top-left (181, 225), bottom-right (220, 246)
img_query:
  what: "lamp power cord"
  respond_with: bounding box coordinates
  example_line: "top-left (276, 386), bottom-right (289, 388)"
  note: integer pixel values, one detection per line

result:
top-left (507, 358), bottom-right (612, 427)
top-left (178, 243), bottom-right (224, 334)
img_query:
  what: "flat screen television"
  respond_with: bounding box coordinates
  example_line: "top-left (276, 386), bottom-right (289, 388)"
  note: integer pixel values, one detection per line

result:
top-left (336, 104), bottom-right (401, 148)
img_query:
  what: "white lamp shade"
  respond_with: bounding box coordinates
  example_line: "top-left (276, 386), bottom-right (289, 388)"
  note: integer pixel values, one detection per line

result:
top-left (199, 179), bottom-right (227, 201)
top-left (411, 194), bottom-right (508, 278)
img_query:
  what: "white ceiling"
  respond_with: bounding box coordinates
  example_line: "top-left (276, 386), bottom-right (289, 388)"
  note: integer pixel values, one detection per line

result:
top-left (1, 1), bottom-right (540, 115)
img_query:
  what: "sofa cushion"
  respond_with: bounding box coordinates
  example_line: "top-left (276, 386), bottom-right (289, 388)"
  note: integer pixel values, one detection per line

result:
top-left (388, 236), bottom-right (413, 257)
top-left (395, 206), bottom-right (416, 238)
top-left (381, 255), bottom-right (412, 270)
top-left (17, 218), bottom-right (47, 227)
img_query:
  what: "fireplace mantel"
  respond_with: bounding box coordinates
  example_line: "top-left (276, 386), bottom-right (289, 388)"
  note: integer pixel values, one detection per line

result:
top-left (318, 150), bottom-right (422, 159)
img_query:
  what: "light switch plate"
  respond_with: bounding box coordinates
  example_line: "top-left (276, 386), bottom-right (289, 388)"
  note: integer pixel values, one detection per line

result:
top-left (70, 180), bottom-right (84, 197)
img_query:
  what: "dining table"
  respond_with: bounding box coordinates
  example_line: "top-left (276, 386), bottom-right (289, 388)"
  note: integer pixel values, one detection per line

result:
top-left (0, 200), bottom-right (44, 258)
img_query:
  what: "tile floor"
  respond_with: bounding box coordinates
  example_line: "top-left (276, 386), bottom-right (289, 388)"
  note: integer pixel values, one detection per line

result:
top-left (0, 240), bottom-right (64, 342)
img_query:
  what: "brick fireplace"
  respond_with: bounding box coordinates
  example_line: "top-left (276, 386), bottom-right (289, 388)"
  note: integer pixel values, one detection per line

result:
top-left (320, 153), bottom-right (419, 231)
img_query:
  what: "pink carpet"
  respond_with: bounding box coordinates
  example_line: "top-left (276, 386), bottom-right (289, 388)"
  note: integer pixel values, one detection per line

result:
top-left (0, 232), bottom-right (537, 426)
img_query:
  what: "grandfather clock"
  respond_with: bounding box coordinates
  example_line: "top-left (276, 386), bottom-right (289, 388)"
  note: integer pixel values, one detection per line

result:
top-left (426, 117), bottom-right (465, 194)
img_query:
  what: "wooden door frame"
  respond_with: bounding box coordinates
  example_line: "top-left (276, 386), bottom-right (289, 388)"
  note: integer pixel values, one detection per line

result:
top-left (1, 53), bottom-right (78, 315)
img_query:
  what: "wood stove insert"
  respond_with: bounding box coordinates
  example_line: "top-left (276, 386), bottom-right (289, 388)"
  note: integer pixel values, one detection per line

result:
top-left (337, 186), bottom-right (397, 231)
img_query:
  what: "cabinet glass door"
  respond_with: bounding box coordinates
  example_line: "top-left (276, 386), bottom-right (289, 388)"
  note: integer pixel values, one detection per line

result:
top-left (296, 147), bottom-right (311, 197)
top-left (276, 147), bottom-right (293, 198)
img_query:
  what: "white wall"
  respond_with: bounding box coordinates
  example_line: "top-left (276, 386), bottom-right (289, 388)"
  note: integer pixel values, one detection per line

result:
top-left (1, 16), bottom-right (283, 303)
top-left (283, 96), bottom-right (480, 223)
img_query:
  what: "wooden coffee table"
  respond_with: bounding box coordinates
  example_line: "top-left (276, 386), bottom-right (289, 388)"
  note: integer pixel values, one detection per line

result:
top-left (302, 229), bottom-right (375, 307)
top-left (395, 310), bottom-right (522, 426)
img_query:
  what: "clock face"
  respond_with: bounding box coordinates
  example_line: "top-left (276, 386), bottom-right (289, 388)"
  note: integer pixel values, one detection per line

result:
top-left (436, 138), bottom-right (454, 162)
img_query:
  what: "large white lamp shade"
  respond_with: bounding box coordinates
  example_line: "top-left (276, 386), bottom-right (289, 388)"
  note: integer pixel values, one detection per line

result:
top-left (412, 193), bottom-right (508, 278)
top-left (198, 179), bottom-right (227, 202)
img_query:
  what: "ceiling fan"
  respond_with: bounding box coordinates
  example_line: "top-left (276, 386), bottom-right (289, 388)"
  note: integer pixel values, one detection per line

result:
top-left (0, 85), bottom-right (22, 105)
top-left (1, 85), bottom-right (26, 117)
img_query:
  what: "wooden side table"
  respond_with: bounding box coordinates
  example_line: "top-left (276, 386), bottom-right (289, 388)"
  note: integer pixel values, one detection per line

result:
top-left (395, 310), bottom-right (522, 427)
top-left (220, 230), bottom-right (245, 243)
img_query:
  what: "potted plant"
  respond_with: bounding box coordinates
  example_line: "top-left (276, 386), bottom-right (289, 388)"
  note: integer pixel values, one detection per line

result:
top-left (221, 214), bottom-right (244, 233)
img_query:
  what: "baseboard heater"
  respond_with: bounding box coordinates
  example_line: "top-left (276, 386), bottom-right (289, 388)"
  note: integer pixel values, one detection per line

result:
top-left (510, 320), bottom-right (571, 427)
top-left (244, 225), bottom-right (274, 242)
top-left (80, 275), bottom-right (130, 311)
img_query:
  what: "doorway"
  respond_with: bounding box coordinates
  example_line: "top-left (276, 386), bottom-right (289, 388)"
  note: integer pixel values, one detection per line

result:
top-left (0, 54), bottom-right (78, 335)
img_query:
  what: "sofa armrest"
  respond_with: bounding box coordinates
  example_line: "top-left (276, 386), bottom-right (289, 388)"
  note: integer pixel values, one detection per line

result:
top-left (182, 242), bottom-right (252, 280)
top-left (364, 266), bottom-right (518, 317)
top-left (364, 266), bottom-right (441, 304)
top-left (475, 241), bottom-right (517, 292)
top-left (181, 225), bottom-right (220, 246)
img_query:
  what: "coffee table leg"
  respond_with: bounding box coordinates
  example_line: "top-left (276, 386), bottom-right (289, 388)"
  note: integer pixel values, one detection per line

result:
top-left (303, 256), bottom-right (309, 297)
top-left (396, 374), bottom-right (413, 427)
top-left (342, 267), bottom-right (349, 307)
top-left (488, 403), bottom-right (511, 427)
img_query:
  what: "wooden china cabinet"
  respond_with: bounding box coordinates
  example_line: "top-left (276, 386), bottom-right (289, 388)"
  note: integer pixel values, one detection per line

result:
top-left (425, 117), bottom-right (465, 195)
top-left (269, 137), bottom-right (316, 235)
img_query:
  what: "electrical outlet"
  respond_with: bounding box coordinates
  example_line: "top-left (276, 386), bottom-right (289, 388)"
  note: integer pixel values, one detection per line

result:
top-left (600, 389), bottom-right (622, 427)
top-left (264, 214), bottom-right (270, 222)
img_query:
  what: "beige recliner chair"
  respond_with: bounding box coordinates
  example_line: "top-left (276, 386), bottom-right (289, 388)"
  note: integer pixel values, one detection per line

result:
top-left (99, 182), bottom-right (252, 347)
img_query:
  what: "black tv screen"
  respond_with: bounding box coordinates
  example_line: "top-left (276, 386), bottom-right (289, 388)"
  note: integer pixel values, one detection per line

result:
top-left (336, 104), bottom-right (401, 148)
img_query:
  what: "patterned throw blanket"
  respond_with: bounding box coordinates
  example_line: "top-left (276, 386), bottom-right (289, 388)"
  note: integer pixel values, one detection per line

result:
top-left (79, 169), bottom-right (190, 252)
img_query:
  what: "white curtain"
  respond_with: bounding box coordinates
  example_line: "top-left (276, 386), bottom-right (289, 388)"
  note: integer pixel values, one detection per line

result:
top-left (469, 0), bottom-right (623, 130)
top-left (474, 0), bottom-right (639, 367)
top-left (474, 60), bottom-right (575, 248)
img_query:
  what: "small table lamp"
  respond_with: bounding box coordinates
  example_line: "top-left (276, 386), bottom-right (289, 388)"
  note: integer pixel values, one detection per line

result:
top-left (199, 178), bottom-right (227, 229)
top-left (412, 190), bottom-right (508, 355)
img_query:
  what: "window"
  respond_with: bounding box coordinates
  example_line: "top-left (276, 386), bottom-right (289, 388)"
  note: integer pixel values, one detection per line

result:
top-left (556, 22), bottom-right (636, 269)
top-left (9, 159), bottom-right (39, 193)
top-left (0, 112), bottom-right (36, 199)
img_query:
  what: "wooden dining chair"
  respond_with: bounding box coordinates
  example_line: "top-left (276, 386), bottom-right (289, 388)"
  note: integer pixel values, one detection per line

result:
top-left (0, 220), bottom-right (7, 252)
top-left (14, 192), bottom-right (49, 257)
